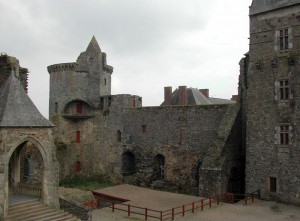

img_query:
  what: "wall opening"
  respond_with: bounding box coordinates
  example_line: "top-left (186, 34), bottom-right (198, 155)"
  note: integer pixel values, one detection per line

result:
top-left (8, 141), bottom-right (43, 199)
top-left (227, 167), bottom-right (243, 194)
top-left (117, 130), bottom-right (122, 142)
top-left (153, 154), bottom-right (165, 180)
top-left (121, 152), bottom-right (136, 176)
top-left (76, 161), bottom-right (81, 173)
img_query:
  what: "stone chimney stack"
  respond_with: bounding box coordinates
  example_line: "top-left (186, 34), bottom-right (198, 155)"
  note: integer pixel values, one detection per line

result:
top-left (200, 89), bottom-right (209, 98)
top-left (164, 86), bottom-right (172, 106)
top-left (178, 86), bottom-right (187, 105)
top-left (231, 95), bottom-right (239, 102)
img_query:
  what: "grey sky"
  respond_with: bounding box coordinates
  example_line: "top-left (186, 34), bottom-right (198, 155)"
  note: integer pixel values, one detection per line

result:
top-left (0, 0), bottom-right (252, 117)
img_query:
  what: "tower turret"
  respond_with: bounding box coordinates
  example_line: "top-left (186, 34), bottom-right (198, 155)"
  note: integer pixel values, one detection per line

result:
top-left (48, 36), bottom-right (113, 119)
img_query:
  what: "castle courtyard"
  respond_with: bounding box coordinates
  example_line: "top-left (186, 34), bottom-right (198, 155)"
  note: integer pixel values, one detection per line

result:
top-left (91, 185), bottom-right (300, 221)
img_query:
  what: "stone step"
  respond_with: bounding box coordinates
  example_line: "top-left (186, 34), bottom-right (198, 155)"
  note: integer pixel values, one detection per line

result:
top-left (7, 200), bottom-right (80, 221)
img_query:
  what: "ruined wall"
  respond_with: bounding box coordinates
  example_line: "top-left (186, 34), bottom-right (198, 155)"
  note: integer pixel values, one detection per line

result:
top-left (0, 55), bottom-right (28, 92)
top-left (246, 5), bottom-right (300, 204)
top-left (118, 104), bottom-right (231, 193)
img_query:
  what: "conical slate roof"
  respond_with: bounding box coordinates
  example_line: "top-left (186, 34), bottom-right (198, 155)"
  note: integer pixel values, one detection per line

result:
top-left (86, 36), bottom-right (101, 53)
top-left (0, 71), bottom-right (54, 127)
top-left (250, 0), bottom-right (300, 15)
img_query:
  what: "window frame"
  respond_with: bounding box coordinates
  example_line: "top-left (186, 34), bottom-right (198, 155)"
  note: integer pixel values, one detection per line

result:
top-left (275, 124), bottom-right (293, 146)
top-left (275, 79), bottom-right (293, 101)
top-left (276, 27), bottom-right (292, 51)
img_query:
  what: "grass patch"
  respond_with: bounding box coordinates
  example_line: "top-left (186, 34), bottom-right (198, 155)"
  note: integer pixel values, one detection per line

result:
top-left (59, 174), bottom-right (115, 190)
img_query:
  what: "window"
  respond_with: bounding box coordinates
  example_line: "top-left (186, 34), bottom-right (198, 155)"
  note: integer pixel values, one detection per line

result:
top-left (280, 125), bottom-right (289, 145)
top-left (104, 78), bottom-right (107, 85)
top-left (142, 125), bottom-right (147, 134)
top-left (117, 130), bottom-right (122, 142)
top-left (76, 131), bottom-right (81, 143)
top-left (275, 79), bottom-right (292, 100)
top-left (76, 103), bottom-right (82, 114)
top-left (55, 102), bottom-right (58, 113)
top-left (279, 28), bottom-right (289, 50)
top-left (132, 96), bottom-right (136, 107)
top-left (270, 177), bottom-right (277, 193)
top-left (279, 80), bottom-right (289, 100)
top-left (76, 161), bottom-right (81, 173)
top-left (275, 124), bottom-right (292, 145)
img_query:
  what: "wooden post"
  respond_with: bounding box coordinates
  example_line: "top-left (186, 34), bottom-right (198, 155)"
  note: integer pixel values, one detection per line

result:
top-left (145, 208), bottom-right (148, 220)
top-left (252, 194), bottom-right (254, 203)
top-left (128, 204), bottom-right (131, 217)
top-left (96, 199), bottom-right (99, 208)
top-left (172, 208), bottom-right (174, 220)
top-left (112, 202), bottom-right (115, 212)
top-left (182, 205), bottom-right (185, 216)
top-left (160, 211), bottom-right (162, 221)
top-left (201, 199), bottom-right (204, 211)
top-left (217, 195), bottom-right (219, 205)
top-left (192, 202), bottom-right (195, 213)
top-left (224, 193), bottom-right (227, 203)
top-left (209, 198), bottom-right (212, 208)
top-left (231, 194), bottom-right (234, 204)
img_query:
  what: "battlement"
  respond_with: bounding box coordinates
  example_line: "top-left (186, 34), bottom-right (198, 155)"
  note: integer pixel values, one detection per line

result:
top-left (47, 62), bottom-right (77, 74)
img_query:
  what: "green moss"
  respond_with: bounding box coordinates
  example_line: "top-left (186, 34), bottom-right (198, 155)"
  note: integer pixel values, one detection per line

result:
top-left (59, 174), bottom-right (115, 190)
top-left (54, 138), bottom-right (67, 150)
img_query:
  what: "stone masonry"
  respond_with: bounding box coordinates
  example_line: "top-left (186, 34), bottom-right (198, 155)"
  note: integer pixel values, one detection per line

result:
top-left (243, 0), bottom-right (300, 205)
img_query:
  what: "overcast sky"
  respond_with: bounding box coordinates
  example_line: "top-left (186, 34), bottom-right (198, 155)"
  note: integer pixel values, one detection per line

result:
top-left (1, 0), bottom-right (252, 118)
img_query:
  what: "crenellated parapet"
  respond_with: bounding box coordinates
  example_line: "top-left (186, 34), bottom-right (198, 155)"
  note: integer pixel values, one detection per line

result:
top-left (47, 62), bottom-right (77, 74)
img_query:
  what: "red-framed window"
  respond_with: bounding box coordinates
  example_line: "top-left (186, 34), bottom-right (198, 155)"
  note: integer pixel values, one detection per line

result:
top-left (76, 131), bottom-right (81, 143)
top-left (76, 103), bottom-right (82, 114)
top-left (76, 161), bottom-right (81, 172)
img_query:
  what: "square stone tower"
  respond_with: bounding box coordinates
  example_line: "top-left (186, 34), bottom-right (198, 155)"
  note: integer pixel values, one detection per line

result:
top-left (245, 0), bottom-right (300, 204)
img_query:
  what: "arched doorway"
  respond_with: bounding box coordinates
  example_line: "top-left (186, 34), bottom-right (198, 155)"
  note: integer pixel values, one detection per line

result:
top-left (153, 154), bottom-right (165, 180)
top-left (121, 152), bottom-right (136, 176)
top-left (9, 141), bottom-right (44, 203)
top-left (227, 167), bottom-right (242, 194)
top-left (192, 161), bottom-right (202, 195)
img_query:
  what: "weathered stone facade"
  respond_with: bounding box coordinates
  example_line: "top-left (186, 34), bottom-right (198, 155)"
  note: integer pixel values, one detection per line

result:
top-left (243, 0), bottom-right (300, 205)
top-left (0, 57), bottom-right (60, 220)
top-left (48, 36), bottom-right (244, 198)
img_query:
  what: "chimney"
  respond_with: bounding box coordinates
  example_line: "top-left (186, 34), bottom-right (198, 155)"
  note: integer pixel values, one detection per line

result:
top-left (200, 89), bottom-right (209, 98)
top-left (164, 86), bottom-right (172, 106)
top-left (178, 86), bottom-right (187, 105)
top-left (231, 95), bottom-right (239, 102)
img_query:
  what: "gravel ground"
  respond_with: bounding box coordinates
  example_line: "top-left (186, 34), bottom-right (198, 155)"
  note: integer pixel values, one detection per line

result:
top-left (91, 185), bottom-right (300, 221)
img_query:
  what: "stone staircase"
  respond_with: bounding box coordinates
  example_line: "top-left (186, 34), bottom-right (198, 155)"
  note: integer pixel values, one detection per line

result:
top-left (6, 199), bottom-right (81, 221)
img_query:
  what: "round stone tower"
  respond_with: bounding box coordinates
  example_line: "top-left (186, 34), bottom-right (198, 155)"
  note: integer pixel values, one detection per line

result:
top-left (47, 36), bottom-right (113, 120)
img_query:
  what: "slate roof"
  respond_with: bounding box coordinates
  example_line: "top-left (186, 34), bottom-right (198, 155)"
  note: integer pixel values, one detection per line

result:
top-left (0, 71), bottom-right (54, 127)
top-left (161, 87), bottom-right (235, 106)
top-left (250, 0), bottom-right (300, 15)
top-left (86, 36), bottom-right (101, 53)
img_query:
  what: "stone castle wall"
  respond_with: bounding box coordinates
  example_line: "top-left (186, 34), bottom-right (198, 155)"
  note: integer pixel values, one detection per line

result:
top-left (245, 5), bottom-right (300, 204)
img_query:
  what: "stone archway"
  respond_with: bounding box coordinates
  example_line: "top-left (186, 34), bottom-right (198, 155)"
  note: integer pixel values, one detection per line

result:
top-left (121, 151), bottom-right (136, 176)
top-left (8, 140), bottom-right (44, 201)
top-left (0, 131), bottom-right (59, 220)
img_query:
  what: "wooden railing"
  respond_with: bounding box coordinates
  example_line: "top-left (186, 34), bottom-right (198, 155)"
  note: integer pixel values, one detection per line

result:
top-left (223, 190), bottom-right (260, 205)
top-left (83, 190), bottom-right (260, 220)
top-left (13, 183), bottom-right (42, 197)
top-left (84, 195), bottom-right (220, 220)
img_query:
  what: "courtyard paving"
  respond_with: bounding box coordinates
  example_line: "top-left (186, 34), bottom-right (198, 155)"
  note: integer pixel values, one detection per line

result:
top-left (92, 184), bottom-right (300, 221)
